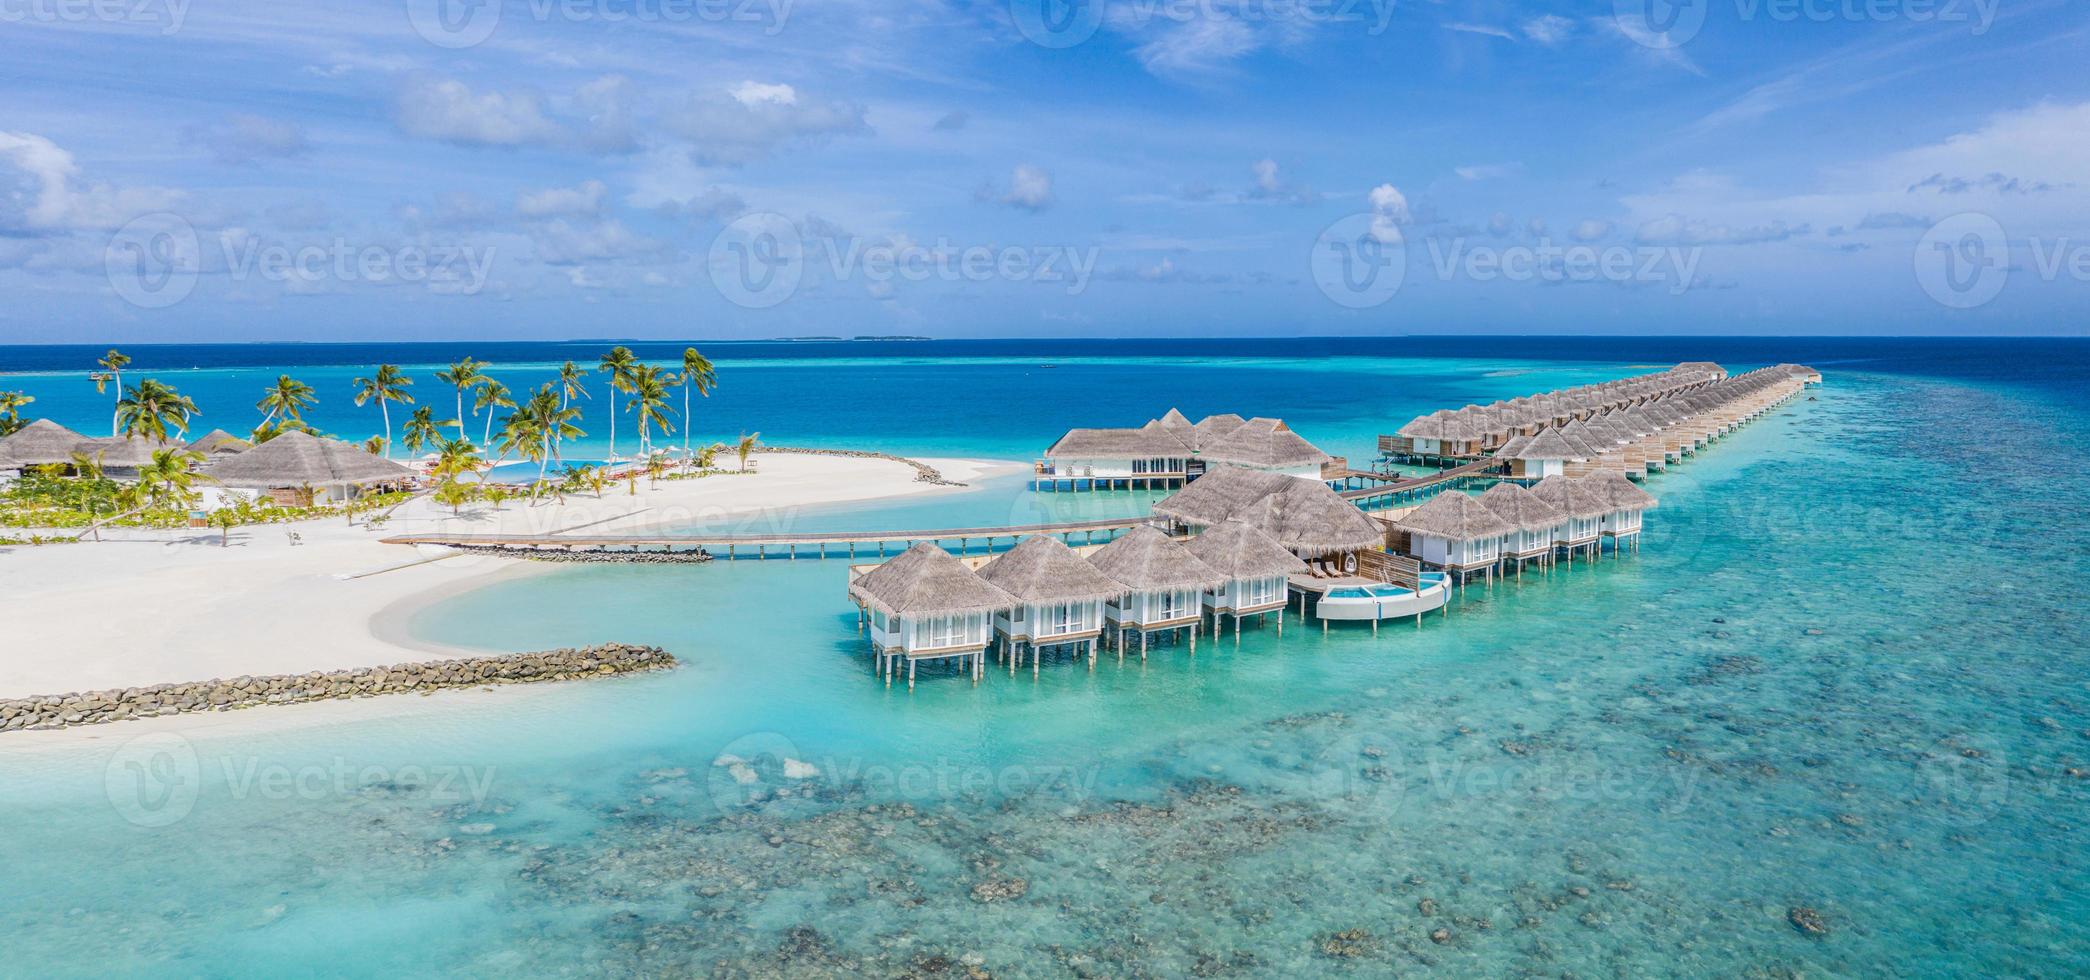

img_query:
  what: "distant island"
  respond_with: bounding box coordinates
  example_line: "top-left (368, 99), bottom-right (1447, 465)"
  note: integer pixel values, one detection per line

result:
top-left (772, 335), bottom-right (932, 342)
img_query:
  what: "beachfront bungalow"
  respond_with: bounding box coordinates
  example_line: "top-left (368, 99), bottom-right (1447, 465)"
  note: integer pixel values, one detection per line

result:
top-left (974, 535), bottom-right (1125, 675)
top-left (1528, 475), bottom-right (1610, 561)
top-left (849, 542), bottom-right (1015, 688)
top-left (1038, 420), bottom-right (1194, 490)
top-left (0, 419), bottom-right (89, 480)
top-left (1393, 491), bottom-right (1517, 583)
top-left (1584, 470), bottom-right (1658, 554)
top-left (1183, 519), bottom-right (1309, 636)
top-left (1195, 417), bottom-right (1333, 480)
top-left (73, 434), bottom-right (186, 479)
top-left (1478, 482), bottom-right (1568, 571)
top-left (1085, 526), bottom-right (1226, 657)
top-left (205, 430), bottom-right (415, 506)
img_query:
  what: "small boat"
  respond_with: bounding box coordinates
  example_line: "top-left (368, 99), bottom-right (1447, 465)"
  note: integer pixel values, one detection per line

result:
top-left (1315, 572), bottom-right (1450, 622)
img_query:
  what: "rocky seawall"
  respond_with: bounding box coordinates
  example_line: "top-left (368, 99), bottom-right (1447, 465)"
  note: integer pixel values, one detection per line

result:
top-left (0, 643), bottom-right (675, 733)
top-left (760, 446), bottom-right (967, 487)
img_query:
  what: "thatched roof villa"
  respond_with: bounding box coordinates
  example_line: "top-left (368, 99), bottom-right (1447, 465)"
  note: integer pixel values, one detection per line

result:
top-left (206, 430), bottom-right (414, 505)
top-left (1183, 519), bottom-right (1308, 633)
top-left (1393, 490), bottom-right (1517, 581)
top-left (975, 535), bottom-right (1124, 673)
top-left (1085, 525), bottom-right (1225, 655)
top-left (1039, 408), bottom-right (1332, 490)
top-left (1478, 482), bottom-right (1567, 565)
top-left (849, 541), bottom-right (1015, 687)
top-left (0, 419), bottom-right (89, 475)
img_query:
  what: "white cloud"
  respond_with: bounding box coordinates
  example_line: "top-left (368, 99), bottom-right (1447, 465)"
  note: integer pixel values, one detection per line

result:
top-left (663, 82), bottom-right (868, 166)
top-left (1368, 183), bottom-right (1409, 243)
top-left (1133, 17), bottom-right (1259, 77)
top-left (517, 180), bottom-right (609, 219)
top-left (1523, 15), bottom-right (1574, 44)
top-left (0, 131), bottom-right (183, 233)
top-left (1443, 22), bottom-right (1514, 40)
top-left (395, 77), bottom-right (565, 148)
top-left (999, 164), bottom-right (1054, 211)
top-left (1455, 163), bottom-right (1520, 181)
top-left (1572, 219), bottom-right (1612, 242)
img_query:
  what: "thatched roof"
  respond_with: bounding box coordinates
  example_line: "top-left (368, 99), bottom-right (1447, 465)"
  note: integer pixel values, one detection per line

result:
top-left (975, 536), bottom-right (1126, 604)
top-left (1196, 417), bottom-right (1330, 468)
top-left (850, 542), bottom-right (1016, 617)
top-left (1045, 421), bottom-right (1192, 459)
top-left (1229, 479), bottom-right (1386, 557)
top-left (1478, 482), bottom-right (1567, 531)
top-left (1085, 526), bottom-right (1226, 591)
top-left (0, 419), bottom-right (88, 468)
top-left (1191, 413), bottom-right (1246, 447)
top-left (1156, 408), bottom-right (1194, 443)
top-left (1150, 464), bottom-right (1291, 527)
top-left (207, 430), bottom-right (415, 488)
top-left (1395, 491), bottom-right (1516, 540)
top-left (76, 434), bottom-right (184, 468)
top-left (188, 429), bottom-right (252, 455)
top-left (1183, 519), bottom-right (1309, 579)
top-left (1529, 475), bottom-right (1612, 519)
top-left (1511, 427), bottom-right (1585, 461)
top-left (1583, 470), bottom-right (1659, 511)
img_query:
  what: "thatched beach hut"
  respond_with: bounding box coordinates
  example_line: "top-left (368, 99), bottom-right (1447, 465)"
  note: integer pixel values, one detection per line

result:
top-left (1085, 526), bottom-right (1225, 657)
top-left (206, 430), bottom-right (414, 505)
top-left (0, 419), bottom-right (88, 475)
top-left (1479, 482), bottom-right (1567, 570)
top-left (1394, 491), bottom-right (1516, 582)
top-left (850, 542), bottom-right (1015, 687)
top-left (975, 535), bottom-right (1125, 674)
top-left (187, 429), bottom-right (252, 457)
top-left (1184, 519), bottom-right (1308, 636)
top-left (1529, 475), bottom-right (1611, 561)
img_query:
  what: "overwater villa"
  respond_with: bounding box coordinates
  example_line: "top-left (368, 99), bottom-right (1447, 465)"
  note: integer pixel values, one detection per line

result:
top-left (1392, 490), bottom-right (1517, 584)
top-left (1379, 362), bottom-right (1728, 464)
top-left (1583, 470), bottom-right (1659, 554)
top-left (1084, 525), bottom-right (1226, 657)
top-left (205, 430), bottom-right (415, 506)
top-left (1529, 475), bottom-right (1612, 561)
top-left (973, 535), bottom-right (1125, 676)
top-left (1478, 482), bottom-right (1568, 572)
top-left (1037, 409), bottom-right (1332, 490)
top-left (1497, 426), bottom-right (1587, 480)
top-left (1182, 519), bottom-right (1308, 638)
top-left (850, 542), bottom-right (1014, 688)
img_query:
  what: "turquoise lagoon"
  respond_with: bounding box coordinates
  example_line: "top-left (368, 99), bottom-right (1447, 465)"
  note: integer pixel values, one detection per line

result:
top-left (2, 342), bottom-right (2088, 976)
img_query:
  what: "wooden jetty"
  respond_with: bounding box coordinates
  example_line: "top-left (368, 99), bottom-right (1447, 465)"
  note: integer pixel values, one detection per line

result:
top-left (380, 516), bottom-right (1154, 561)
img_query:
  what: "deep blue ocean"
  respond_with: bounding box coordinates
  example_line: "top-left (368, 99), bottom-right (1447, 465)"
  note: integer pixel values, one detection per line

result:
top-left (3, 336), bottom-right (2087, 976)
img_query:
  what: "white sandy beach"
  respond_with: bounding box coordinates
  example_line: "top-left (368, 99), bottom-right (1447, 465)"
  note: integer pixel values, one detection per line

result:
top-left (0, 452), bottom-right (1014, 708)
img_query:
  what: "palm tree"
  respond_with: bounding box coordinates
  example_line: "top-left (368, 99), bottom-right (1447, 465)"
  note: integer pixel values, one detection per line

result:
top-left (514, 384), bottom-right (583, 497)
top-left (734, 430), bottom-right (761, 472)
top-left (116, 379), bottom-right (199, 440)
top-left (0, 390), bottom-right (32, 437)
top-left (434, 357), bottom-right (489, 442)
top-left (433, 478), bottom-right (476, 517)
top-left (678, 347), bottom-right (717, 466)
top-left (96, 349), bottom-right (130, 436)
top-left (255, 375), bottom-right (317, 429)
top-left (475, 379), bottom-right (515, 447)
top-left (361, 435), bottom-right (386, 456)
top-left (209, 506), bottom-right (240, 547)
top-left (597, 346), bottom-right (638, 461)
top-left (135, 448), bottom-right (210, 510)
top-left (432, 437), bottom-right (483, 482)
top-left (402, 406), bottom-right (448, 457)
top-left (645, 452), bottom-right (670, 487)
top-left (351, 365), bottom-right (415, 458)
top-left (555, 360), bottom-right (590, 450)
top-left (580, 465), bottom-right (609, 499)
top-left (626, 363), bottom-right (677, 459)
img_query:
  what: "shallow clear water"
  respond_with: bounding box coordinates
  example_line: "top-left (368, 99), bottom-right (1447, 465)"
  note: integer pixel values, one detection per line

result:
top-left (3, 345), bottom-right (2087, 976)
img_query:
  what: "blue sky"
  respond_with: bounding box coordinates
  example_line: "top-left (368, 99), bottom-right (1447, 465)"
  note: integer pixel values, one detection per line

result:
top-left (1, 0), bottom-right (2085, 342)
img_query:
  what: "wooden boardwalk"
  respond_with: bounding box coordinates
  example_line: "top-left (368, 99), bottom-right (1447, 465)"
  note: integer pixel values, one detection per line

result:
top-left (380, 516), bottom-right (1153, 560)
top-left (1338, 458), bottom-right (1501, 505)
